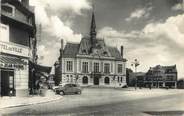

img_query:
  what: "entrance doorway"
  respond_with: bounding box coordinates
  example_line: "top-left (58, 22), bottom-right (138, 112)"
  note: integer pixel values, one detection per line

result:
top-left (0, 69), bottom-right (15, 96)
top-left (82, 76), bottom-right (88, 84)
top-left (94, 75), bottom-right (100, 85)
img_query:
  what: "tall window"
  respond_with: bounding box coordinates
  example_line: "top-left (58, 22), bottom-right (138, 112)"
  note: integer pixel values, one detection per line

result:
top-left (66, 61), bottom-right (73, 72)
top-left (104, 63), bottom-right (110, 74)
top-left (82, 62), bottom-right (88, 73)
top-left (94, 62), bottom-right (99, 73)
top-left (118, 64), bottom-right (123, 73)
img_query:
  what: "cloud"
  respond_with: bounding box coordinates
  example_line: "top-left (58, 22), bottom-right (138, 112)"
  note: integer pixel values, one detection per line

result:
top-left (98, 27), bottom-right (139, 39)
top-left (125, 7), bottom-right (152, 21)
top-left (98, 13), bottom-right (184, 78)
top-left (30, 0), bottom-right (91, 15)
top-left (29, 0), bottom-right (91, 66)
top-left (46, 16), bottom-right (82, 42)
top-left (143, 14), bottom-right (184, 48)
top-left (172, 2), bottom-right (184, 11)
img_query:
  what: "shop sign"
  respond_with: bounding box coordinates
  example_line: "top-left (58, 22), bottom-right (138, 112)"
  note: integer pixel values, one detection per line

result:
top-left (0, 41), bottom-right (30, 57)
top-left (0, 63), bottom-right (24, 69)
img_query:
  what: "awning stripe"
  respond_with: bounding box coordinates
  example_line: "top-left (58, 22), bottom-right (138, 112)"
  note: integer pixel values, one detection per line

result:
top-left (0, 55), bottom-right (27, 65)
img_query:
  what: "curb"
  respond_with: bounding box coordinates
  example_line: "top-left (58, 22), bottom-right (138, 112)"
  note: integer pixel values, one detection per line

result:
top-left (0, 96), bottom-right (63, 109)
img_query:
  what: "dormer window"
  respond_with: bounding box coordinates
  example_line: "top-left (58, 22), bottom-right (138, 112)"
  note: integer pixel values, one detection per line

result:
top-left (103, 51), bottom-right (108, 56)
top-left (96, 44), bottom-right (101, 49)
top-left (82, 49), bottom-right (87, 54)
top-left (1, 4), bottom-right (15, 17)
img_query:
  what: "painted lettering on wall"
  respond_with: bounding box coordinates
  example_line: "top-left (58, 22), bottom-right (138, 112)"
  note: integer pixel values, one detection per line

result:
top-left (0, 43), bottom-right (22, 53)
top-left (0, 41), bottom-right (29, 57)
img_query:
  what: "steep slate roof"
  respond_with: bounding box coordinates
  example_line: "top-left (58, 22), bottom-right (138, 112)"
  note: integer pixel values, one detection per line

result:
top-left (61, 9), bottom-right (126, 61)
top-left (107, 46), bottom-right (122, 60)
top-left (63, 43), bottom-right (80, 58)
top-left (78, 37), bottom-right (92, 54)
top-left (62, 38), bottom-right (126, 61)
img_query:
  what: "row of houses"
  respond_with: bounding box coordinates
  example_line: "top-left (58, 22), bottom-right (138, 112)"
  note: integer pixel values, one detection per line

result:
top-left (127, 65), bottom-right (178, 88)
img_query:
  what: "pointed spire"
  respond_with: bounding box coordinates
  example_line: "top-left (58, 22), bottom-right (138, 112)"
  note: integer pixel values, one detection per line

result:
top-left (90, 5), bottom-right (96, 40)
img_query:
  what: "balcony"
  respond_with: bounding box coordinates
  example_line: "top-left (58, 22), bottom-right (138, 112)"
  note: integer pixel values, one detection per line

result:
top-left (2, 10), bottom-right (32, 26)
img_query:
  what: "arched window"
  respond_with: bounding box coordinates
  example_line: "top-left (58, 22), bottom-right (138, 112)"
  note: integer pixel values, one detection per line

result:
top-left (82, 76), bottom-right (88, 84)
top-left (104, 77), bottom-right (110, 84)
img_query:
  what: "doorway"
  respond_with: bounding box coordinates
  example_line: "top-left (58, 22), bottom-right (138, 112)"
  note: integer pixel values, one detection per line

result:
top-left (0, 69), bottom-right (15, 96)
top-left (94, 76), bottom-right (99, 85)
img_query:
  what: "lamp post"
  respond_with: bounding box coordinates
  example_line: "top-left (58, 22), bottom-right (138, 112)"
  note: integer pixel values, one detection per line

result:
top-left (131, 59), bottom-right (140, 90)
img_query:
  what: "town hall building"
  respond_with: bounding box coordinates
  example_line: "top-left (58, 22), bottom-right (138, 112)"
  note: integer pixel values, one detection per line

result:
top-left (55, 11), bottom-right (127, 87)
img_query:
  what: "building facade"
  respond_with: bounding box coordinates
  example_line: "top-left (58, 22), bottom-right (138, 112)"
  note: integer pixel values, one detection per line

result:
top-left (128, 72), bottom-right (146, 87)
top-left (55, 12), bottom-right (127, 87)
top-left (145, 65), bottom-right (177, 88)
top-left (0, 0), bottom-right (36, 96)
top-left (177, 78), bottom-right (184, 89)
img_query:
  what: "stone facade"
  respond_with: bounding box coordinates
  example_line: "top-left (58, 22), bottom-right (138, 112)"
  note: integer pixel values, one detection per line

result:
top-left (55, 11), bottom-right (127, 87)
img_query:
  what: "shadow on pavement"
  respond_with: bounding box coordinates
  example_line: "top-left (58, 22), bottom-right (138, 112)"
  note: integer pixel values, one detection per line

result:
top-left (143, 111), bottom-right (184, 116)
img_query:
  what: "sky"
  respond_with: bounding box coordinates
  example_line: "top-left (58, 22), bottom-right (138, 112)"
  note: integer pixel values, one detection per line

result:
top-left (30, 0), bottom-right (184, 78)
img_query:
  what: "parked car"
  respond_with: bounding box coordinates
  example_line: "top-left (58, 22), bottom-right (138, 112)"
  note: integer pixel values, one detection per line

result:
top-left (122, 85), bottom-right (128, 88)
top-left (52, 83), bottom-right (66, 91)
top-left (55, 83), bottom-right (82, 95)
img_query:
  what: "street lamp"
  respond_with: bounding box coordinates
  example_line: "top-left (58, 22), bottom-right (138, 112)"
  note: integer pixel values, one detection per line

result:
top-left (131, 59), bottom-right (140, 89)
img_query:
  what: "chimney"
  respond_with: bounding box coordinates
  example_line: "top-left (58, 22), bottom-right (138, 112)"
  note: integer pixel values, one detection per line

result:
top-left (120, 46), bottom-right (124, 58)
top-left (59, 39), bottom-right (63, 83)
top-left (60, 39), bottom-right (63, 50)
top-left (21, 0), bottom-right (29, 8)
top-left (60, 39), bottom-right (64, 58)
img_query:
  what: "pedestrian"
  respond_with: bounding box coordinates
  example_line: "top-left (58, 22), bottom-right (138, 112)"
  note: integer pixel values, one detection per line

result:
top-left (149, 84), bottom-right (151, 90)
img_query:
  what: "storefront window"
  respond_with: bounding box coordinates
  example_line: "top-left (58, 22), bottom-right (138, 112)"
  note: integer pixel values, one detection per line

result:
top-left (9, 76), bottom-right (14, 88)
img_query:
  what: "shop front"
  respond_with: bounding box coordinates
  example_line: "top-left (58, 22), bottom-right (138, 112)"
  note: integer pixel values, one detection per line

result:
top-left (0, 68), bottom-right (15, 96)
top-left (0, 41), bottom-right (30, 97)
top-left (0, 54), bottom-right (28, 97)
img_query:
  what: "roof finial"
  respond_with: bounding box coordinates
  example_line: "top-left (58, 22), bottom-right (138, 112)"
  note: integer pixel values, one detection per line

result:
top-left (90, 2), bottom-right (96, 40)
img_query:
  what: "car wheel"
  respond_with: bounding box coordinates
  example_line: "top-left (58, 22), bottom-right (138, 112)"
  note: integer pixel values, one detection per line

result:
top-left (60, 91), bottom-right (65, 95)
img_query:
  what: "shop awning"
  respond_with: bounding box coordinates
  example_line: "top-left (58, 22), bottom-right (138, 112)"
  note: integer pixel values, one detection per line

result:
top-left (0, 55), bottom-right (27, 68)
top-left (29, 61), bottom-right (52, 74)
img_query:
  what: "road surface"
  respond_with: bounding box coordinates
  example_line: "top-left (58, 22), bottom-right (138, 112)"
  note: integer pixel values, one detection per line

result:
top-left (1, 88), bottom-right (184, 116)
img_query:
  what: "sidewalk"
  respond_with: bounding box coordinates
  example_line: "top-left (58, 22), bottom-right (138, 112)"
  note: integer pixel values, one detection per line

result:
top-left (0, 90), bottom-right (63, 109)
